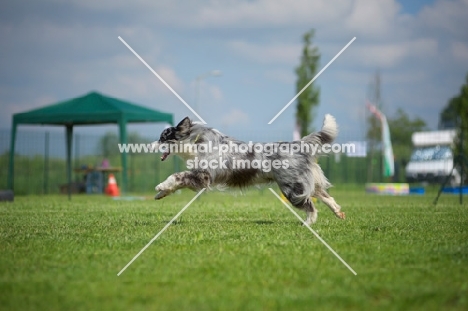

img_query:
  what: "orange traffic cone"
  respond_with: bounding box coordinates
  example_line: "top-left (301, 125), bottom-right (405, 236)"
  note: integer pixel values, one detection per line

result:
top-left (105, 174), bottom-right (120, 197)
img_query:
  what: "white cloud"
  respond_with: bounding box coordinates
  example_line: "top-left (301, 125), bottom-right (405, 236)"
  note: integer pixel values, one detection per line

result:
top-left (1, 0), bottom-right (468, 135)
top-left (194, 0), bottom-right (351, 28)
top-left (189, 79), bottom-right (224, 107)
top-left (8, 97), bottom-right (49, 114)
top-left (207, 85), bottom-right (223, 101)
top-left (228, 41), bottom-right (301, 65)
top-left (221, 109), bottom-right (249, 126)
top-left (452, 41), bottom-right (468, 62)
top-left (344, 0), bottom-right (403, 37)
top-left (418, 0), bottom-right (468, 37)
top-left (155, 65), bottom-right (185, 93)
top-left (58, 0), bottom-right (351, 29)
top-left (348, 38), bottom-right (438, 68)
top-left (229, 37), bottom-right (438, 70)
top-left (1, 95), bottom-right (58, 127)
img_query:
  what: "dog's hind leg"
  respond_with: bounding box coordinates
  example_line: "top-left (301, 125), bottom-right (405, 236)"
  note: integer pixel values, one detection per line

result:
top-left (315, 189), bottom-right (345, 219)
top-left (304, 198), bottom-right (318, 226)
top-left (279, 183), bottom-right (318, 225)
top-left (155, 169), bottom-right (211, 200)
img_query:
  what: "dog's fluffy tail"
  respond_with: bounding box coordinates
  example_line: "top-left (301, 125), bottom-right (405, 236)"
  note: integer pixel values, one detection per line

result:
top-left (302, 114), bottom-right (338, 145)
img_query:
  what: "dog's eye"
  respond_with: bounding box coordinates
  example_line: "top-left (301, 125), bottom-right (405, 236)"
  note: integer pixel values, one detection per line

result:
top-left (159, 131), bottom-right (169, 142)
top-left (160, 128), bottom-right (176, 143)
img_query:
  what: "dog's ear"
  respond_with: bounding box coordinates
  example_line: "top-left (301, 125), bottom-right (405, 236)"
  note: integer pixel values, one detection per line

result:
top-left (176, 117), bottom-right (191, 136)
top-left (176, 117), bottom-right (191, 128)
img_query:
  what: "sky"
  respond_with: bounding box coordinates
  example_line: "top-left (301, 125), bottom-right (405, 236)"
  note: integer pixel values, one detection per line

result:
top-left (1, 0), bottom-right (468, 143)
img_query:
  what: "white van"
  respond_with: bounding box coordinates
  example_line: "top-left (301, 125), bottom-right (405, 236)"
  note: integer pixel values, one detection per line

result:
top-left (405, 130), bottom-right (460, 186)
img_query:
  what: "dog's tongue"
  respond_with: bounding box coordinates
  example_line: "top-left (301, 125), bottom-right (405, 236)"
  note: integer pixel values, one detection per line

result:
top-left (161, 151), bottom-right (170, 161)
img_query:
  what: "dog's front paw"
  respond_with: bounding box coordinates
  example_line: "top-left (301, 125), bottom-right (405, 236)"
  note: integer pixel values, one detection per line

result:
top-left (154, 183), bottom-right (172, 200)
top-left (155, 190), bottom-right (170, 200)
top-left (154, 176), bottom-right (178, 200)
top-left (336, 211), bottom-right (346, 219)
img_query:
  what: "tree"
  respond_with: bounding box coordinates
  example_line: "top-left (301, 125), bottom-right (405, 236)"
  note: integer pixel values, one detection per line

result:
top-left (439, 97), bottom-right (459, 129)
top-left (388, 108), bottom-right (427, 164)
top-left (295, 29), bottom-right (320, 137)
top-left (440, 74), bottom-right (468, 157)
top-left (98, 131), bottom-right (150, 158)
top-left (99, 132), bottom-right (119, 158)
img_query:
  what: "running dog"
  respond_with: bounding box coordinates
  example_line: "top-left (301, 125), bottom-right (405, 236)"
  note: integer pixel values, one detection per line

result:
top-left (153, 115), bottom-right (345, 225)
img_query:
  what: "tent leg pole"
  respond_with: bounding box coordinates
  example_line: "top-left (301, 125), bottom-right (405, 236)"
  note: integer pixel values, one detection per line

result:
top-left (66, 125), bottom-right (73, 200)
top-left (7, 121), bottom-right (17, 191)
top-left (119, 119), bottom-right (127, 194)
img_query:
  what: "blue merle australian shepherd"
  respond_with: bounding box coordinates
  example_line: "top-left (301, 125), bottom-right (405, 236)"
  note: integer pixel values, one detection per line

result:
top-left (153, 114), bottom-right (345, 225)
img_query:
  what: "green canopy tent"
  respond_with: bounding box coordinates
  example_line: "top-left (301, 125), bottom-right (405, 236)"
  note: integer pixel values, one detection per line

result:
top-left (7, 91), bottom-right (173, 198)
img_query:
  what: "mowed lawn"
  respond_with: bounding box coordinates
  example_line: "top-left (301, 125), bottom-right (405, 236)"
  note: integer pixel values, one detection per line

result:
top-left (1, 187), bottom-right (467, 310)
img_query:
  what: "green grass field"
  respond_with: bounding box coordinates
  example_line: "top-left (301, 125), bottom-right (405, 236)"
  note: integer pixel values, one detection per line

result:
top-left (1, 187), bottom-right (467, 310)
